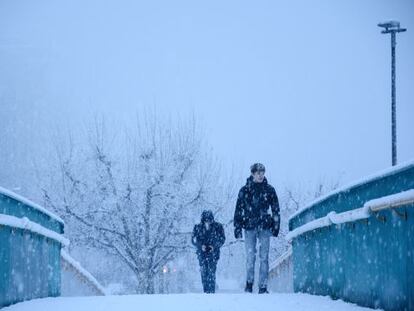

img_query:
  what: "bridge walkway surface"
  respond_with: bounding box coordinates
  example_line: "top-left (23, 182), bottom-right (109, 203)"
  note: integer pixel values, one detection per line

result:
top-left (3, 293), bottom-right (374, 311)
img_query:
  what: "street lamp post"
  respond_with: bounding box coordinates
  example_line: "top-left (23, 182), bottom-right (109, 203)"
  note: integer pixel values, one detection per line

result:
top-left (378, 21), bottom-right (406, 166)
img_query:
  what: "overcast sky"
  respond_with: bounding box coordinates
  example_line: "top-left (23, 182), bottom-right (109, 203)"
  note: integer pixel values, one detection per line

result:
top-left (0, 0), bottom-right (413, 190)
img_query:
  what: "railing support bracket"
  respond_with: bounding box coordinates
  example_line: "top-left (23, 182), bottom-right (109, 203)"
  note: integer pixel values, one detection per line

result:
top-left (392, 207), bottom-right (407, 220)
top-left (374, 212), bottom-right (386, 223)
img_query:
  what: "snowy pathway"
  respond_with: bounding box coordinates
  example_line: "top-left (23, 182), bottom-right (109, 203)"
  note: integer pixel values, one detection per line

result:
top-left (4, 293), bottom-right (375, 311)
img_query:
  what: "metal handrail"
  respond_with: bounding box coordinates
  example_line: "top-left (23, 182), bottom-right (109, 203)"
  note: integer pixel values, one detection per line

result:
top-left (61, 250), bottom-right (106, 296)
top-left (269, 246), bottom-right (292, 272)
top-left (286, 189), bottom-right (414, 241)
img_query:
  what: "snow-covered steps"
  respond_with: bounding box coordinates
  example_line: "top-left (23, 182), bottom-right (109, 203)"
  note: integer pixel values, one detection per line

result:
top-left (3, 293), bottom-right (376, 311)
top-left (61, 250), bottom-right (107, 296)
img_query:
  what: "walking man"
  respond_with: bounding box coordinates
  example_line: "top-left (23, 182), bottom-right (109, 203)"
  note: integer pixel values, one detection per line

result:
top-left (192, 210), bottom-right (225, 293)
top-left (234, 163), bottom-right (280, 294)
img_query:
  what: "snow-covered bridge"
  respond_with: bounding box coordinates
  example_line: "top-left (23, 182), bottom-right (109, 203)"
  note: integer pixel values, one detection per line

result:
top-left (1, 161), bottom-right (414, 311)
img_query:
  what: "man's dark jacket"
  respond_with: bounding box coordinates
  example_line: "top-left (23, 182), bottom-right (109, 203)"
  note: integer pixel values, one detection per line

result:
top-left (234, 176), bottom-right (280, 234)
top-left (192, 211), bottom-right (225, 262)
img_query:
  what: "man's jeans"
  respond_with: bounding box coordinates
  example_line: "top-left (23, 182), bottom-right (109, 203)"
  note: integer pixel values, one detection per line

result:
top-left (199, 257), bottom-right (217, 293)
top-left (244, 228), bottom-right (271, 289)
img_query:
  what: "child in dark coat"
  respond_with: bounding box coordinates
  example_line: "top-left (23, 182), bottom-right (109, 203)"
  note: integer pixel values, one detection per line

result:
top-left (192, 210), bottom-right (225, 293)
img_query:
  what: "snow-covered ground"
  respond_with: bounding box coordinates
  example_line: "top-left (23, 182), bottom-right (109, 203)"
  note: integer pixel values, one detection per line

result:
top-left (4, 293), bottom-right (375, 311)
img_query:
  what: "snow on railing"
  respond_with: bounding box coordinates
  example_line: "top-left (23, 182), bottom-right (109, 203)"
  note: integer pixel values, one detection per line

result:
top-left (365, 189), bottom-right (414, 211)
top-left (0, 213), bottom-right (69, 246)
top-left (269, 246), bottom-right (292, 272)
top-left (0, 186), bottom-right (64, 224)
top-left (61, 250), bottom-right (107, 296)
top-left (286, 189), bottom-right (414, 241)
top-left (289, 159), bottom-right (414, 221)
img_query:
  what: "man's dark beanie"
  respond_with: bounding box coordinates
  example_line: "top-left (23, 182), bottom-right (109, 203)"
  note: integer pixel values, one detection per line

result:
top-left (250, 163), bottom-right (266, 174)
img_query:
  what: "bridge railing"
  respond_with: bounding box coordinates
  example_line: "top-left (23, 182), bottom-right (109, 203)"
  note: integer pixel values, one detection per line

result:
top-left (61, 250), bottom-right (107, 296)
top-left (0, 187), bottom-right (67, 308)
top-left (268, 246), bottom-right (293, 293)
top-left (288, 160), bottom-right (414, 311)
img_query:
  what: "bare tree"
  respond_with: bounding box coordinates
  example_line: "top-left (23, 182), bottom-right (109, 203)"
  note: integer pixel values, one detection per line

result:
top-left (41, 114), bottom-right (225, 294)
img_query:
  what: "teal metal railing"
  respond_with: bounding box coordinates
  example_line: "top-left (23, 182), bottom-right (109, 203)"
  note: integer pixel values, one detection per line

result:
top-left (0, 188), bottom-right (66, 308)
top-left (268, 247), bottom-right (293, 293)
top-left (288, 161), bottom-right (414, 311)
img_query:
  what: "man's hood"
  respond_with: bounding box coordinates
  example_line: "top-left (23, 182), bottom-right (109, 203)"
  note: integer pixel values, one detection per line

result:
top-left (201, 210), bottom-right (214, 223)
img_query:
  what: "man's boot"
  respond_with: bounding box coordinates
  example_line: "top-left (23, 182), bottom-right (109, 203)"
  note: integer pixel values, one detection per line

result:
top-left (258, 287), bottom-right (269, 294)
top-left (245, 282), bottom-right (253, 293)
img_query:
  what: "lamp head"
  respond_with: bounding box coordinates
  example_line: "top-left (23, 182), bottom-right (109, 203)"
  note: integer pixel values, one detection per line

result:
top-left (378, 21), bottom-right (400, 29)
top-left (378, 20), bottom-right (406, 33)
